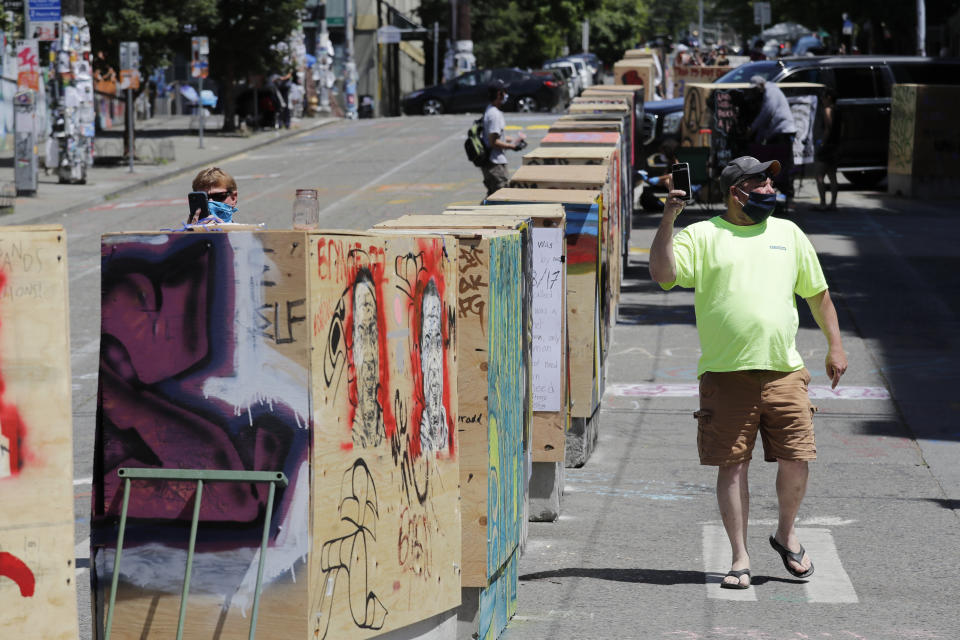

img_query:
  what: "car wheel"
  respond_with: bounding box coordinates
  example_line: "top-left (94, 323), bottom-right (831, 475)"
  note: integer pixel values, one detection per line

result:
top-left (422, 98), bottom-right (444, 115)
top-left (516, 96), bottom-right (539, 112)
top-left (841, 170), bottom-right (886, 188)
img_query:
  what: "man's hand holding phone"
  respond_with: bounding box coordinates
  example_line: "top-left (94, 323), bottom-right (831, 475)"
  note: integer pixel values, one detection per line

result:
top-left (663, 189), bottom-right (689, 221)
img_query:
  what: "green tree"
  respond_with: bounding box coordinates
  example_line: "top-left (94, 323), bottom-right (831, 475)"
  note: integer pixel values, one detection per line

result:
top-left (587, 0), bottom-right (654, 68)
top-left (85, 0), bottom-right (216, 80)
top-left (85, 0), bottom-right (304, 131)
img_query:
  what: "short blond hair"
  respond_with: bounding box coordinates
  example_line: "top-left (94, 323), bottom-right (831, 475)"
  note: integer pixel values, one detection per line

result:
top-left (192, 167), bottom-right (237, 193)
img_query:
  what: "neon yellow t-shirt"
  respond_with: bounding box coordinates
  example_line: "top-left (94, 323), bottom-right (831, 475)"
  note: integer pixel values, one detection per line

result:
top-left (661, 216), bottom-right (827, 377)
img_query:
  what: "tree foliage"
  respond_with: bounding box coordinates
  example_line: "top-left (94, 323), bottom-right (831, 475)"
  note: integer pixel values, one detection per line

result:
top-left (85, 0), bottom-right (216, 76)
top-left (587, 0), bottom-right (655, 67)
top-left (84, 0), bottom-right (305, 130)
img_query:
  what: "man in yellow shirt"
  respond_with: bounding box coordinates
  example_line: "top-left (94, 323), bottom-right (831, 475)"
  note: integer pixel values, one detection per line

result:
top-left (649, 156), bottom-right (847, 590)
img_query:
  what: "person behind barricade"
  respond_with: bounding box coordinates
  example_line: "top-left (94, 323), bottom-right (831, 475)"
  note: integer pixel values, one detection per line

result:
top-left (189, 167), bottom-right (240, 224)
top-left (814, 89), bottom-right (841, 211)
top-left (479, 79), bottom-right (526, 196)
top-left (748, 75), bottom-right (798, 207)
top-left (648, 155), bottom-right (847, 591)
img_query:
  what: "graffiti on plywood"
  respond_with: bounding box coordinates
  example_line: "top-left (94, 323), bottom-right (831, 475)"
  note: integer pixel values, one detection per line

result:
top-left (311, 234), bottom-right (460, 639)
top-left (94, 231), bottom-right (311, 615)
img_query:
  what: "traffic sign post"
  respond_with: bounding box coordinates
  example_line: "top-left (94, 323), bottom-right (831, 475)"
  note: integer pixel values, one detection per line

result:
top-left (120, 42), bottom-right (140, 173)
top-left (191, 36), bottom-right (209, 148)
top-left (754, 2), bottom-right (771, 31)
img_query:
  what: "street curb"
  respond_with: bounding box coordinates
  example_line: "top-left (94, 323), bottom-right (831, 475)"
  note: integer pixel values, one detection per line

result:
top-left (52, 117), bottom-right (340, 221)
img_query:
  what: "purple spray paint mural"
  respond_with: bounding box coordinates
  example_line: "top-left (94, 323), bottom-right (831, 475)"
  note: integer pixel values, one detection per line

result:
top-left (92, 231), bottom-right (311, 633)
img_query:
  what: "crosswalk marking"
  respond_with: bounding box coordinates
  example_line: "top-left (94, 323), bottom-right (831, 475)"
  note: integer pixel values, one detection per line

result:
top-left (801, 528), bottom-right (859, 603)
top-left (607, 383), bottom-right (890, 400)
top-left (703, 524), bottom-right (757, 601)
top-left (702, 525), bottom-right (858, 603)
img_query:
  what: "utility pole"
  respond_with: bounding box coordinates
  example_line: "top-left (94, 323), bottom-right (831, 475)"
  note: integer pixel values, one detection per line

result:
top-left (917, 0), bottom-right (926, 55)
top-left (345, 0), bottom-right (358, 118)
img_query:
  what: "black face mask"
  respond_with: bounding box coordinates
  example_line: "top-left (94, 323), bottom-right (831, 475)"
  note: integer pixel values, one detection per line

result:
top-left (737, 186), bottom-right (777, 223)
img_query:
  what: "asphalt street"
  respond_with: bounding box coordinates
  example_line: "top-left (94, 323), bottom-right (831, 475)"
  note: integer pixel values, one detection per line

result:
top-left (9, 113), bottom-right (958, 639)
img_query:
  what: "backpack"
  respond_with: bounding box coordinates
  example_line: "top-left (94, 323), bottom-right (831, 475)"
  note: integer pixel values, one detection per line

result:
top-left (464, 116), bottom-right (487, 167)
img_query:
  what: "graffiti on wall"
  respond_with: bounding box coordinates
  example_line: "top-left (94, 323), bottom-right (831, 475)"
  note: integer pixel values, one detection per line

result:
top-left (93, 231), bottom-right (311, 614)
top-left (485, 234), bottom-right (524, 578)
top-left (311, 235), bottom-right (459, 639)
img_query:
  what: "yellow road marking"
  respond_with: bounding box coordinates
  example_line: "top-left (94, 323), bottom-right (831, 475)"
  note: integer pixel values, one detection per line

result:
top-left (629, 247), bottom-right (650, 254)
top-left (387, 199), bottom-right (413, 204)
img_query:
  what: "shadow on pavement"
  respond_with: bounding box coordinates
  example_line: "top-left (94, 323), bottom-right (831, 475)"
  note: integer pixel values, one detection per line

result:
top-left (927, 498), bottom-right (960, 510)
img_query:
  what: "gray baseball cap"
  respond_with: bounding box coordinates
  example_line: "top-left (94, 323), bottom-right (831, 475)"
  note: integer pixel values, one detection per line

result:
top-left (719, 156), bottom-right (781, 192)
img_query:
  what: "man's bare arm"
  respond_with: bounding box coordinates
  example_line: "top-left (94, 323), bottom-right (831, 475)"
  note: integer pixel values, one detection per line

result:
top-left (648, 189), bottom-right (688, 283)
top-left (805, 289), bottom-right (848, 388)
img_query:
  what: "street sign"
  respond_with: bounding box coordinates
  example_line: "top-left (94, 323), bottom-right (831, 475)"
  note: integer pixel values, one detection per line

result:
top-left (753, 2), bottom-right (771, 27)
top-left (26, 0), bottom-right (60, 40)
top-left (377, 25), bottom-right (401, 45)
top-left (191, 36), bottom-right (209, 79)
top-left (326, 0), bottom-right (345, 26)
top-left (119, 41), bottom-right (140, 90)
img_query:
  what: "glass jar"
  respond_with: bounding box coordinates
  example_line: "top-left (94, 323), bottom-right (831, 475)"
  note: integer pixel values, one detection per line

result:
top-left (292, 188), bottom-right (319, 230)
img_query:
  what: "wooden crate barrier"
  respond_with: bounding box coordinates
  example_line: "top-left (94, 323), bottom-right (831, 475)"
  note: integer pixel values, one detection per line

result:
top-left (442, 205), bottom-right (568, 463)
top-left (888, 84), bottom-right (960, 198)
top-left (0, 225), bottom-right (77, 639)
top-left (372, 222), bottom-right (526, 640)
top-left (509, 159), bottom-right (624, 333)
top-left (485, 190), bottom-right (603, 423)
top-left (541, 131), bottom-right (621, 148)
top-left (580, 86), bottom-right (644, 164)
top-left (523, 146), bottom-right (614, 166)
top-left (613, 60), bottom-right (657, 101)
top-left (93, 229), bottom-right (462, 639)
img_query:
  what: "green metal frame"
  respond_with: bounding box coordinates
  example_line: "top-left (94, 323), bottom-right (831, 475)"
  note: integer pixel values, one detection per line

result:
top-left (103, 468), bottom-right (289, 640)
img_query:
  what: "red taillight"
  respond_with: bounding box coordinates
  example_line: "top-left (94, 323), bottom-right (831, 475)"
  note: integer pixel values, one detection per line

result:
top-left (544, 80), bottom-right (558, 87)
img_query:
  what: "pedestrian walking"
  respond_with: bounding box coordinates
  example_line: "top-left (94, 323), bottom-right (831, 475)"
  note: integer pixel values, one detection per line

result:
top-left (189, 167), bottom-right (240, 224)
top-left (480, 79), bottom-right (525, 196)
top-left (814, 89), bottom-right (840, 211)
top-left (648, 156), bottom-right (848, 590)
top-left (748, 76), bottom-right (798, 207)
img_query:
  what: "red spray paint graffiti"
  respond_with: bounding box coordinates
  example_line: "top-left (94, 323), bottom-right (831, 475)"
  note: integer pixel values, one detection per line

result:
top-left (0, 551), bottom-right (36, 597)
top-left (0, 270), bottom-right (29, 479)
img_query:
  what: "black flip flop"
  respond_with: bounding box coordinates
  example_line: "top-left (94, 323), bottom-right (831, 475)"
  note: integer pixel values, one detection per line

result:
top-left (720, 568), bottom-right (751, 590)
top-left (769, 535), bottom-right (814, 578)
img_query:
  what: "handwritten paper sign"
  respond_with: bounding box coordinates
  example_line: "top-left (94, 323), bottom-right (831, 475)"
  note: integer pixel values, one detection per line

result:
top-left (531, 227), bottom-right (563, 411)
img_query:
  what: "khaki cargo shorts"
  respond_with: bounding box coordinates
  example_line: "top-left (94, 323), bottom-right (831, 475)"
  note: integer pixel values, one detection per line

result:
top-left (695, 368), bottom-right (817, 466)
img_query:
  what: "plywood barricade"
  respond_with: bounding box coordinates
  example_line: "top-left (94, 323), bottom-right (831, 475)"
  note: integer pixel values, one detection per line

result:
top-left (523, 146), bottom-right (614, 166)
top-left (442, 205), bottom-right (568, 464)
top-left (93, 229), bottom-right (462, 639)
top-left (888, 84), bottom-right (960, 198)
top-left (0, 225), bottom-right (77, 639)
top-left (613, 59), bottom-right (656, 101)
top-left (541, 130), bottom-right (621, 147)
top-left (515, 136), bottom-right (624, 330)
top-left (484, 189), bottom-right (602, 467)
top-left (557, 106), bottom-right (636, 272)
top-left (580, 86), bottom-right (644, 167)
top-left (373, 221), bottom-right (525, 640)
top-left (671, 65), bottom-right (730, 104)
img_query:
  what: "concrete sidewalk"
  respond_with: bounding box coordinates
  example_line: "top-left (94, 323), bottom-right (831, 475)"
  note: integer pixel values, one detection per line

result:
top-left (0, 114), bottom-right (339, 227)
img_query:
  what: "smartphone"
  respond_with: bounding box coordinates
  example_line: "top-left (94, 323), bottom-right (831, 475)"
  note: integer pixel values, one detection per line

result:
top-left (671, 163), bottom-right (693, 203)
top-left (187, 191), bottom-right (209, 223)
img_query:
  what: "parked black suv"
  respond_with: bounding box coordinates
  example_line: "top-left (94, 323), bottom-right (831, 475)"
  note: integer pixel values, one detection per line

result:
top-left (401, 67), bottom-right (564, 115)
top-left (642, 56), bottom-right (960, 186)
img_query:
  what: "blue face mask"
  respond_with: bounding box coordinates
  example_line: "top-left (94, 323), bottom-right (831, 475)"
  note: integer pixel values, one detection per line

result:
top-left (737, 187), bottom-right (777, 223)
top-left (208, 199), bottom-right (238, 223)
